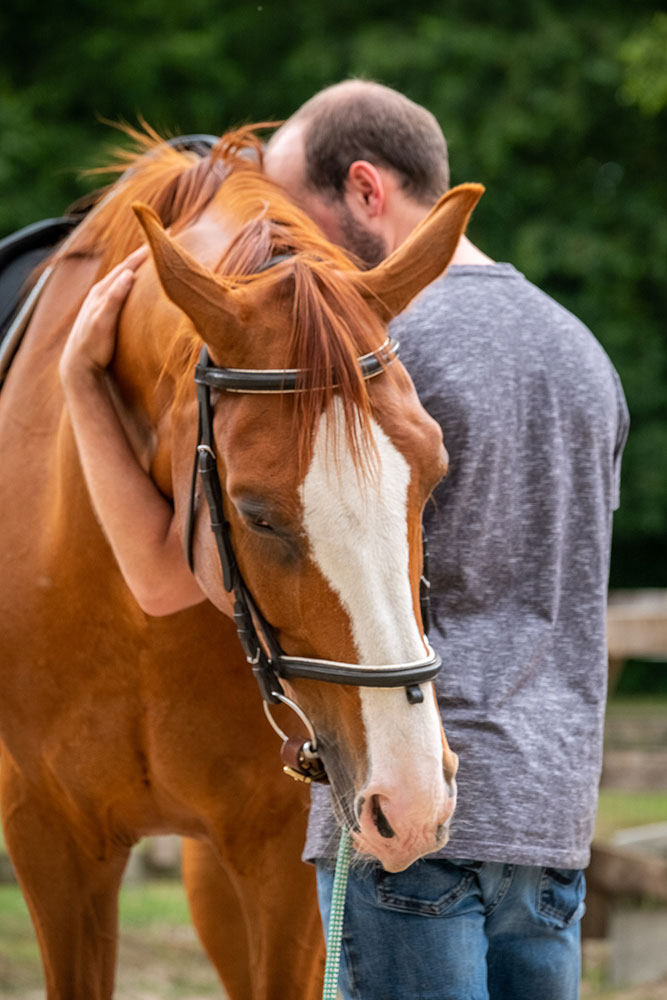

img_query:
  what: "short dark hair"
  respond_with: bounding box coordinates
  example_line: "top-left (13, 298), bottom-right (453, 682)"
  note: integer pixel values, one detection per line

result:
top-left (291, 81), bottom-right (450, 205)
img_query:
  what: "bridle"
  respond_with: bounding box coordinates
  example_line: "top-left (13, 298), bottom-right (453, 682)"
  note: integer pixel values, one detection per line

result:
top-left (184, 256), bottom-right (441, 781)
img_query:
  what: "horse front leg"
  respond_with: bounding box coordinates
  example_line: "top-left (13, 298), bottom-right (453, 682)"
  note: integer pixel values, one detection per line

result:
top-left (188, 789), bottom-right (325, 1000)
top-left (231, 842), bottom-right (325, 1000)
top-left (182, 837), bottom-right (253, 999)
top-left (0, 752), bottom-right (129, 1000)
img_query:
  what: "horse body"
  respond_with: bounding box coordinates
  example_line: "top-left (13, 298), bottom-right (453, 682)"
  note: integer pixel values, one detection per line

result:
top-left (0, 259), bottom-right (319, 1000)
top-left (0, 131), bottom-right (481, 998)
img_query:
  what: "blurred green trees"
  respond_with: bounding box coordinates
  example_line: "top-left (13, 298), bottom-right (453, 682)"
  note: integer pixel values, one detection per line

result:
top-left (1, 0), bottom-right (665, 585)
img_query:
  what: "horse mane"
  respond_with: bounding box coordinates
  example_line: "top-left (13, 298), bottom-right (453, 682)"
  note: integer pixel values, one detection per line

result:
top-left (60, 121), bottom-right (267, 275)
top-left (61, 122), bottom-right (394, 471)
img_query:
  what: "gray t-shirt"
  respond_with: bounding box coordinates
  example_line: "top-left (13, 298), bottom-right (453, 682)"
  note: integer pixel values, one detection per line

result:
top-left (304, 263), bottom-right (629, 869)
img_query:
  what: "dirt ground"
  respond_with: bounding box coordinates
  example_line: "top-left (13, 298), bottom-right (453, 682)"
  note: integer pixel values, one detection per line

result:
top-left (582, 938), bottom-right (667, 1000)
top-left (114, 935), bottom-right (667, 1000)
top-left (5, 932), bottom-right (667, 1000)
top-left (2, 882), bottom-right (667, 999)
top-left (7, 934), bottom-right (667, 1000)
top-left (583, 981), bottom-right (667, 1000)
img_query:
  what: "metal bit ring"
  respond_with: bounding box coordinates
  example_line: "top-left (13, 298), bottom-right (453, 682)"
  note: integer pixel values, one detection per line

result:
top-left (262, 693), bottom-right (319, 752)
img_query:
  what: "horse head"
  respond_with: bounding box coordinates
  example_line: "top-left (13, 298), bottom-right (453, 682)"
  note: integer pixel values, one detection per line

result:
top-left (129, 174), bottom-right (482, 873)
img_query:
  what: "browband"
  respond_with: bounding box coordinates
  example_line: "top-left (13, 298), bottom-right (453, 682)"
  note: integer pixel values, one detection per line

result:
top-left (193, 337), bottom-right (399, 394)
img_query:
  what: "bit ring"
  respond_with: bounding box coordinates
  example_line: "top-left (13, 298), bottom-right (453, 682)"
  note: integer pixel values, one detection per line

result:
top-left (262, 693), bottom-right (319, 752)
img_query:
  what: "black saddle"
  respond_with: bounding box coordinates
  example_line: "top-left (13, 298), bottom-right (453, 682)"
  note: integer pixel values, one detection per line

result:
top-left (0, 215), bottom-right (77, 358)
top-left (0, 134), bottom-right (218, 387)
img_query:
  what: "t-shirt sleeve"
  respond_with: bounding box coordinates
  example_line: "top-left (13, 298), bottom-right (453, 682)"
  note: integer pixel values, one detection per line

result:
top-left (611, 368), bottom-right (630, 511)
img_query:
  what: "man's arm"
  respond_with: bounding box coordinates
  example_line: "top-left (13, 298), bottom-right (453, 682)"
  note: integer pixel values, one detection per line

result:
top-left (60, 251), bottom-right (207, 617)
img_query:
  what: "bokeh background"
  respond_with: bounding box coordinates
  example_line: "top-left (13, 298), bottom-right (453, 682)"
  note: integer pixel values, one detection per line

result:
top-left (1, 2), bottom-right (666, 997)
top-left (1, 0), bottom-right (666, 601)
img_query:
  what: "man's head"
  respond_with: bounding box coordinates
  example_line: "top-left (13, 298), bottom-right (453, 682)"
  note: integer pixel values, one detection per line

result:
top-left (264, 80), bottom-right (450, 265)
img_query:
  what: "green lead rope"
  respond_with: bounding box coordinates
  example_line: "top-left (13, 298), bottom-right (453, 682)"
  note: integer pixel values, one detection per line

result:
top-left (322, 826), bottom-right (352, 1000)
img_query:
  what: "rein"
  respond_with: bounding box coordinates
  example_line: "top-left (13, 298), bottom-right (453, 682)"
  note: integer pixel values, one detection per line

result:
top-left (322, 827), bottom-right (352, 1000)
top-left (184, 259), bottom-right (441, 781)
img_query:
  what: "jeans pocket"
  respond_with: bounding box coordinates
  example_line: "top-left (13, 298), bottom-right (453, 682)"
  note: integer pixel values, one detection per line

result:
top-left (537, 867), bottom-right (586, 928)
top-left (375, 859), bottom-right (476, 917)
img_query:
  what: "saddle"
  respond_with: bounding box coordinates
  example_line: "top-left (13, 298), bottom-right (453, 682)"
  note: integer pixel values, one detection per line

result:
top-left (0, 216), bottom-right (78, 385)
top-left (0, 134), bottom-right (218, 388)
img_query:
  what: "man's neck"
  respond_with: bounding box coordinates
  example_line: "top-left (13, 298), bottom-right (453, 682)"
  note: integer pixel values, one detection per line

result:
top-left (450, 235), bottom-right (495, 266)
top-left (390, 196), bottom-right (495, 266)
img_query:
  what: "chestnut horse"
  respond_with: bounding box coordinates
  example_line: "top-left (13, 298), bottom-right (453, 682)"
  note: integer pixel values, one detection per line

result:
top-left (0, 128), bottom-right (481, 999)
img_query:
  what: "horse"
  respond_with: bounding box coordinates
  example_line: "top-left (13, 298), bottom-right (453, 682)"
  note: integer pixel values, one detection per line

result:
top-left (0, 126), bottom-right (482, 999)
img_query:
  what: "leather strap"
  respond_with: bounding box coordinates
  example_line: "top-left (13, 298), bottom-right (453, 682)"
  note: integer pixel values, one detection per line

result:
top-left (280, 737), bottom-right (328, 784)
top-left (193, 338), bottom-right (398, 394)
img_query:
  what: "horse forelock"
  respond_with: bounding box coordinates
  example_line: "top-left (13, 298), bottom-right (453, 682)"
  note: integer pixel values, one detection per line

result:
top-left (287, 259), bottom-right (386, 477)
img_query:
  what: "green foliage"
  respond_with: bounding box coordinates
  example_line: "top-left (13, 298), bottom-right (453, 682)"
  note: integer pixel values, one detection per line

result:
top-left (619, 12), bottom-right (667, 115)
top-left (614, 659), bottom-right (667, 696)
top-left (1, 0), bottom-right (665, 585)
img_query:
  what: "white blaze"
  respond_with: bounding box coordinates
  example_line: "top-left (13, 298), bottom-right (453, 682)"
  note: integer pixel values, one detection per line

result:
top-left (300, 399), bottom-right (443, 784)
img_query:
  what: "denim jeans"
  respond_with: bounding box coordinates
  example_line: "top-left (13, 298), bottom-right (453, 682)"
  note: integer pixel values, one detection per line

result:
top-left (316, 857), bottom-right (586, 1000)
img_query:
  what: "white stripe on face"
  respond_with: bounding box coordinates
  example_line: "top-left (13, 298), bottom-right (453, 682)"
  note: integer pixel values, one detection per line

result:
top-left (300, 399), bottom-right (445, 788)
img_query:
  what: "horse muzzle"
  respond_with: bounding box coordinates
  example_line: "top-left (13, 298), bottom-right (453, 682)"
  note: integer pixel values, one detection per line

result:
top-left (352, 774), bottom-right (457, 872)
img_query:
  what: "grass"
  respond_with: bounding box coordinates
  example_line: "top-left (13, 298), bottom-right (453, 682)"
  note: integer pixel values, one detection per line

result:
top-left (606, 694), bottom-right (667, 716)
top-left (118, 879), bottom-right (193, 927)
top-left (597, 693), bottom-right (667, 839)
top-left (595, 790), bottom-right (667, 841)
top-left (0, 882), bottom-right (223, 999)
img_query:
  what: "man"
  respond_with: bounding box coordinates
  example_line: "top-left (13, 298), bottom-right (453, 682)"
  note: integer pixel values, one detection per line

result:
top-left (62, 81), bottom-right (629, 999)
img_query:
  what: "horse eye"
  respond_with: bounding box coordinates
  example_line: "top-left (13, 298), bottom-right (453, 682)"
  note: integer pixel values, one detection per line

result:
top-left (252, 517), bottom-right (274, 532)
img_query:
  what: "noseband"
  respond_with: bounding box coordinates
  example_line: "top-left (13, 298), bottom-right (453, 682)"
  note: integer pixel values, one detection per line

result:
top-left (184, 257), bottom-right (441, 775)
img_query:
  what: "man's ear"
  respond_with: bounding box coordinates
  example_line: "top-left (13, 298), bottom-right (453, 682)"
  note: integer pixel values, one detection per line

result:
top-left (345, 161), bottom-right (385, 218)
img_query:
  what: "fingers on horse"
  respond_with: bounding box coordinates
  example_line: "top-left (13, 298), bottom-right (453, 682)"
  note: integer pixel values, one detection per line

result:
top-left (108, 269), bottom-right (136, 301)
top-left (86, 267), bottom-right (137, 319)
top-left (94, 247), bottom-right (148, 296)
top-left (120, 244), bottom-right (149, 271)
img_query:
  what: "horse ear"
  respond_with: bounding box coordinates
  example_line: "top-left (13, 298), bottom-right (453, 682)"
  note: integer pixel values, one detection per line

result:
top-left (132, 202), bottom-right (246, 351)
top-left (350, 183), bottom-right (484, 322)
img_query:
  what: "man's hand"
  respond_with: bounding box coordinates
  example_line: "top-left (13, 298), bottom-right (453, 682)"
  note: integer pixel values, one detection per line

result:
top-left (60, 246), bottom-right (148, 384)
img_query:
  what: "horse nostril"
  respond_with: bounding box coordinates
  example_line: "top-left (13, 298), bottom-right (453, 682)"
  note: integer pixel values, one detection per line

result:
top-left (371, 795), bottom-right (396, 839)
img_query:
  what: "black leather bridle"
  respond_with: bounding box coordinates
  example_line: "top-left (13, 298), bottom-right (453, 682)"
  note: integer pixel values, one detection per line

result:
top-left (183, 258), bottom-right (441, 775)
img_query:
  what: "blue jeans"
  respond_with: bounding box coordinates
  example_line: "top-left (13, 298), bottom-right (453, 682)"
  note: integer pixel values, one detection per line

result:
top-left (316, 857), bottom-right (585, 1000)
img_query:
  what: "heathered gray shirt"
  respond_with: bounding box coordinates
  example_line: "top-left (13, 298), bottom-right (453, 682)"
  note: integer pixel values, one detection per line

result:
top-left (305, 263), bottom-right (629, 870)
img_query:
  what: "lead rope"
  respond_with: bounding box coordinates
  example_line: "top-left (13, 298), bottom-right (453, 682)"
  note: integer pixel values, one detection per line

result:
top-left (322, 827), bottom-right (352, 1000)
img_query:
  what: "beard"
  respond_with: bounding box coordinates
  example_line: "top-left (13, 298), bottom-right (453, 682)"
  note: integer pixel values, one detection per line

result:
top-left (337, 202), bottom-right (388, 268)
